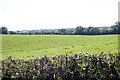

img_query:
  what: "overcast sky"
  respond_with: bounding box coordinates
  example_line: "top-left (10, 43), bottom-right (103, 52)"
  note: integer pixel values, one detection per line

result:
top-left (0, 0), bottom-right (119, 31)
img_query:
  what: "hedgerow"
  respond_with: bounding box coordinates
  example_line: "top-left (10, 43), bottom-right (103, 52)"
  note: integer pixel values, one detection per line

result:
top-left (1, 52), bottom-right (120, 80)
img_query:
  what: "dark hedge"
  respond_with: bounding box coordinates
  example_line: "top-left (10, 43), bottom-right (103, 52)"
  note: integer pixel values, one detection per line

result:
top-left (1, 52), bottom-right (120, 80)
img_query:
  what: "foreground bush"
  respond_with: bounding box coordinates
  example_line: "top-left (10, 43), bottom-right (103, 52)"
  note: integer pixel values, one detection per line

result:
top-left (1, 52), bottom-right (120, 80)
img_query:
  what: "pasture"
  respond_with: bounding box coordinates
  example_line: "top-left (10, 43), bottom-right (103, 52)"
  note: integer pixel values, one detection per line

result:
top-left (2, 35), bottom-right (118, 59)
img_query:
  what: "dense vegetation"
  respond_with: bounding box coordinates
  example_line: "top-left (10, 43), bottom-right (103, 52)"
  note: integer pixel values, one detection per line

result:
top-left (2, 35), bottom-right (118, 59)
top-left (0, 22), bottom-right (120, 35)
top-left (1, 52), bottom-right (120, 80)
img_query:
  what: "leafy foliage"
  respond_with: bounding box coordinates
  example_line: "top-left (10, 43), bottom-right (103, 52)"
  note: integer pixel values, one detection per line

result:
top-left (0, 27), bottom-right (8, 34)
top-left (1, 52), bottom-right (120, 80)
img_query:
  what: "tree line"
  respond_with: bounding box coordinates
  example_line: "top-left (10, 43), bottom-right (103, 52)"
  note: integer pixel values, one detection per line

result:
top-left (0, 22), bottom-right (120, 35)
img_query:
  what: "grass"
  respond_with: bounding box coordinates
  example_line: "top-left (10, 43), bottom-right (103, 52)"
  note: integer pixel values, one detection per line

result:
top-left (2, 34), bottom-right (118, 60)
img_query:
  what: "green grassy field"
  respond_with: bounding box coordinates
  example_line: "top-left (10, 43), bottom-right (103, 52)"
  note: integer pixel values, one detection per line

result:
top-left (2, 35), bottom-right (118, 59)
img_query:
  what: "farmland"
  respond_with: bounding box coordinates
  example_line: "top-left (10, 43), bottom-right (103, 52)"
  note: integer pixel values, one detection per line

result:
top-left (2, 34), bottom-right (118, 59)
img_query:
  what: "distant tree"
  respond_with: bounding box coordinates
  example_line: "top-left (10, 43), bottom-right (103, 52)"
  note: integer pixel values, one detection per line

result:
top-left (108, 28), bottom-right (113, 34)
top-left (89, 27), bottom-right (100, 35)
top-left (58, 29), bottom-right (66, 34)
top-left (111, 22), bottom-right (120, 34)
top-left (74, 26), bottom-right (84, 35)
top-left (100, 28), bottom-right (109, 34)
top-left (84, 27), bottom-right (93, 34)
top-left (65, 28), bottom-right (74, 35)
top-left (0, 26), bottom-right (8, 34)
top-left (117, 22), bottom-right (120, 33)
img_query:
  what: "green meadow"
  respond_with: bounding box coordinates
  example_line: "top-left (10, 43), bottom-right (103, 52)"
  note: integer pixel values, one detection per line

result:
top-left (2, 35), bottom-right (118, 59)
